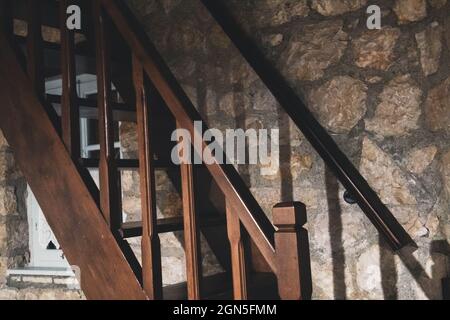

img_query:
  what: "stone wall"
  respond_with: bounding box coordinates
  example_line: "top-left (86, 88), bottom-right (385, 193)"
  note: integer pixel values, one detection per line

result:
top-left (119, 124), bottom-right (224, 286)
top-left (0, 130), bottom-right (83, 300)
top-left (126, 0), bottom-right (450, 299)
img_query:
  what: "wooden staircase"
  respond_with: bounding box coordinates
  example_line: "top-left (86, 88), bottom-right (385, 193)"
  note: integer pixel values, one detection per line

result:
top-left (0, 0), bottom-right (412, 300)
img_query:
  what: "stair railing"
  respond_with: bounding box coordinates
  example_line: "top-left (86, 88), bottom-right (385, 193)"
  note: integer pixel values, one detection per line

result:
top-left (199, 0), bottom-right (413, 252)
top-left (0, 0), bottom-right (147, 300)
top-left (0, 0), bottom-right (407, 300)
top-left (98, 0), bottom-right (313, 299)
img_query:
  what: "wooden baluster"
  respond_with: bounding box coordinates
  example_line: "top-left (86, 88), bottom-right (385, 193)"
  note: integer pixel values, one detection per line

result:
top-left (27, 0), bottom-right (45, 97)
top-left (226, 200), bottom-right (248, 300)
top-left (93, 1), bottom-right (121, 228)
top-left (180, 156), bottom-right (201, 299)
top-left (0, 0), bottom-right (13, 36)
top-left (133, 54), bottom-right (162, 299)
top-left (60, 0), bottom-right (80, 159)
top-left (273, 202), bottom-right (312, 300)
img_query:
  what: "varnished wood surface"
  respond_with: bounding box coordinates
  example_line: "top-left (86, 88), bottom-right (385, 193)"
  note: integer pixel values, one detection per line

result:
top-left (0, 0), bottom-right (316, 300)
top-left (101, 0), bottom-right (277, 273)
top-left (26, 0), bottom-right (45, 97)
top-left (180, 161), bottom-right (201, 299)
top-left (60, 0), bottom-right (80, 159)
top-left (94, 0), bottom-right (122, 229)
top-left (226, 200), bottom-right (248, 300)
top-left (133, 54), bottom-right (163, 299)
top-left (120, 216), bottom-right (225, 238)
top-left (273, 202), bottom-right (312, 300)
top-left (0, 30), bottom-right (146, 300)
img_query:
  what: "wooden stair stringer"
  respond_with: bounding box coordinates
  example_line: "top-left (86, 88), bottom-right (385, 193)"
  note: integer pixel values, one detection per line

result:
top-left (0, 32), bottom-right (146, 300)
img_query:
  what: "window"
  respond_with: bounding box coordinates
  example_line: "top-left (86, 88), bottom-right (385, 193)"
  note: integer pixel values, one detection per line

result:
top-left (26, 187), bottom-right (70, 269)
top-left (11, 74), bottom-right (122, 275)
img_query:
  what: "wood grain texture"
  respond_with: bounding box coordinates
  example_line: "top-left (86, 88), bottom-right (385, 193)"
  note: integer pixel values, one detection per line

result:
top-left (60, 0), bottom-right (80, 159)
top-left (101, 0), bottom-right (277, 272)
top-left (226, 200), bottom-right (248, 300)
top-left (180, 160), bottom-right (201, 299)
top-left (200, 0), bottom-right (412, 251)
top-left (26, 0), bottom-right (45, 96)
top-left (133, 54), bottom-right (163, 299)
top-left (273, 202), bottom-right (312, 300)
top-left (0, 30), bottom-right (146, 300)
top-left (94, 0), bottom-right (121, 228)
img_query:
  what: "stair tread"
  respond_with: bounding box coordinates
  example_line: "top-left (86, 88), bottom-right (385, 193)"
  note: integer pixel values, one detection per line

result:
top-left (120, 215), bottom-right (226, 237)
top-left (163, 272), bottom-right (279, 300)
top-left (47, 94), bottom-right (133, 111)
top-left (14, 35), bottom-right (90, 56)
top-left (79, 158), bottom-right (175, 170)
top-left (163, 272), bottom-right (231, 300)
top-left (47, 94), bottom-right (137, 122)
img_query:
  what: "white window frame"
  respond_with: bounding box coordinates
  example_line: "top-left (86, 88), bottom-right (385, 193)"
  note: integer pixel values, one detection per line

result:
top-left (11, 74), bottom-right (125, 276)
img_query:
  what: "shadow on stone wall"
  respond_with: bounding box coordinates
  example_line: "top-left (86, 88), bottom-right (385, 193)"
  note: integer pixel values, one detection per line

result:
top-left (325, 168), bottom-right (347, 299)
top-left (124, 0), bottom-right (450, 299)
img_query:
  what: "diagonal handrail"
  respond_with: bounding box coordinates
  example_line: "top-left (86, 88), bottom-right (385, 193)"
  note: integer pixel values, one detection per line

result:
top-left (101, 0), bottom-right (278, 272)
top-left (200, 0), bottom-right (413, 251)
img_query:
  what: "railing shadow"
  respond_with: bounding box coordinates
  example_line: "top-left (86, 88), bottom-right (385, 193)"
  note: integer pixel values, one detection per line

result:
top-left (325, 167), bottom-right (347, 299)
top-left (278, 110), bottom-right (293, 203)
top-left (380, 238), bottom-right (450, 300)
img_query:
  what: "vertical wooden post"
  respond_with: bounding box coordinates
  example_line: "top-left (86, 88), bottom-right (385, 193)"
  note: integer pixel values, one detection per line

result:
top-left (93, 0), bottom-right (121, 228)
top-left (60, 0), bottom-right (80, 159)
top-left (273, 202), bottom-right (312, 300)
top-left (133, 54), bottom-right (162, 299)
top-left (26, 0), bottom-right (45, 97)
top-left (226, 200), bottom-right (248, 300)
top-left (180, 158), bottom-right (201, 299)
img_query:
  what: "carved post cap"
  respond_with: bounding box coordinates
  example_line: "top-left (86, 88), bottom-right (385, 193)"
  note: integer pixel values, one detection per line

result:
top-left (273, 201), bottom-right (311, 300)
top-left (273, 202), bottom-right (307, 228)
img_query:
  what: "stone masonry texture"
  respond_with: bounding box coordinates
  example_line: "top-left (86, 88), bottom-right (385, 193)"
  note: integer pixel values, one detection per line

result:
top-left (0, 0), bottom-right (449, 299)
top-left (0, 129), bottom-right (83, 300)
top-left (124, 0), bottom-right (450, 299)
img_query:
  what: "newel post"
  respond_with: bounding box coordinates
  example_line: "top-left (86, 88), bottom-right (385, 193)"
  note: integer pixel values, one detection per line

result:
top-left (273, 202), bottom-right (312, 300)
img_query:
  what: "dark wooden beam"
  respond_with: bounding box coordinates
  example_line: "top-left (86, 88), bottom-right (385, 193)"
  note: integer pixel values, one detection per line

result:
top-left (120, 216), bottom-right (226, 238)
top-left (133, 54), bottom-right (162, 299)
top-left (101, 0), bottom-right (277, 273)
top-left (94, 1), bottom-right (121, 228)
top-left (60, 0), bottom-right (80, 159)
top-left (273, 202), bottom-right (312, 300)
top-left (26, 0), bottom-right (45, 97)
top-left (0, 29), bottom-right (146, 300)
top-left (226, 200), bottom-right (248, 300)
top-left (180, 160), bottom-right (202, 299)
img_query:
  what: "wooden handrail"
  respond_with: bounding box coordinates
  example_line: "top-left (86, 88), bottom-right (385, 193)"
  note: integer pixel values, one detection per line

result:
top-left (100, 0), bottom-right (277, 272)
top-left (26, 0), bottom-right (45, 97)
top-left (200, 0), bottom-right (413, 251)
top-left (2, 0), bottom-right (312, 299)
